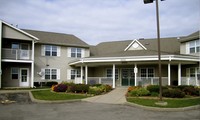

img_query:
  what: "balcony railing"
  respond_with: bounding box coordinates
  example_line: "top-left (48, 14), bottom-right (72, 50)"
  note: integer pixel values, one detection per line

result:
top-left (2, 48), bottom-right (32, 60)
top-left (136, 77), bottom-right (168, 86)
top-left (181, 77), bottom-right (199, 86)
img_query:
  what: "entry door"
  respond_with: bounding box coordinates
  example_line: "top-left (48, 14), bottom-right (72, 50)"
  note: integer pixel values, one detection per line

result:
top-left (20, 44), bottom-right (29, 59)
top-left (20, 68), bottom-right (29, 87)
top-left (121, 69), bottom-right (135, 86)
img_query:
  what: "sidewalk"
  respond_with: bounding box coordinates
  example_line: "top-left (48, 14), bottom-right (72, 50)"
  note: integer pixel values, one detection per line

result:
top-left (83, 87), bottom-right (128, 104)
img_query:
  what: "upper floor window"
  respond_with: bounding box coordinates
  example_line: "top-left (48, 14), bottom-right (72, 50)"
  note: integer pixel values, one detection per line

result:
top-left (42, 45), bottom-right (60, 56)
top-left (70, 69), bottom-right (81, 79)
top-left (71, 48), bottom-right (82, 58)
top-left (189, 40), bottom-right (200, 53)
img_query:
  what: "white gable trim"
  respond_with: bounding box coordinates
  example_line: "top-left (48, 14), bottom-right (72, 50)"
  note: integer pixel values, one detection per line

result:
top-left (1, 20), bottom-right (39, 41)
top-left (124, 39), bottom-right (147, 51)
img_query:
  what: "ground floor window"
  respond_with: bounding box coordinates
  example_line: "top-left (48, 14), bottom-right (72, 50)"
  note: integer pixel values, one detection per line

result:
top-left (106, 68), bottom-right (119, 80)
top-left (140, 68), bottom-right (154, 78)
top-left (71, 69), bottom-right (81, 79)
top-left (11, 68), bottom-right (19, 79)
top-left (187, 67), bottom-right (200, 79)
top-left (44, 68), bottom-right (60, 80)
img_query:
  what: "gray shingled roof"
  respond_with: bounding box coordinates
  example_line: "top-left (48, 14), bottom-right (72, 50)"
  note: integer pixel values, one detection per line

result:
top-left (23, 29), bottom-right (89, 47)
top-left (90, 37), bottom-right (180, 57)
top-left (179, 31), bottom-right (199, 43)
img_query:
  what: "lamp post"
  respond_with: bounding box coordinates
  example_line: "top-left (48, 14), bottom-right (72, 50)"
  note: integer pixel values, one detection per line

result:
top-left (144, 0), bottom-right (164, 101)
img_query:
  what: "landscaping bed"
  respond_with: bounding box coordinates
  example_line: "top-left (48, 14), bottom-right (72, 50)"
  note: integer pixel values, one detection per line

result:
top-left (126, 85), bottom-right (200, 108)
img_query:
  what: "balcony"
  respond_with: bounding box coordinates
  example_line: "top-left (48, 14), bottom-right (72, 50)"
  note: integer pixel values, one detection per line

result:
top-left (2, 48), bottom-right (32, 60)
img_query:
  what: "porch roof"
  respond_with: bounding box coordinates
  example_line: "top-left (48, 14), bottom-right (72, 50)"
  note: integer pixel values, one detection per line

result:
top-left (69, 54), bottom-right (199, 66)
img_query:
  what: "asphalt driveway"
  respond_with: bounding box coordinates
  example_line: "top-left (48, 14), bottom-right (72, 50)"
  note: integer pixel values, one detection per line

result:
top-left (0, 102), bottom-right (199, 120)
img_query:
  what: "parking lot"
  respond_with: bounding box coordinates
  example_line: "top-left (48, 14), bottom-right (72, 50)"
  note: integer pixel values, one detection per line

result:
top-left (0, 102), bottom-right (199, 120)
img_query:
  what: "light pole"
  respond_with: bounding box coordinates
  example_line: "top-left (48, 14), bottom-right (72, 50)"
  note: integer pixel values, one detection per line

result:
top-left (144, 0), bottom-right (164, 101)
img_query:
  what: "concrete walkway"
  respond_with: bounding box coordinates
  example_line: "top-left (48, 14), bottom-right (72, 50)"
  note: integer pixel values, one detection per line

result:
top-left (83, 87), bottom-right (128, 104)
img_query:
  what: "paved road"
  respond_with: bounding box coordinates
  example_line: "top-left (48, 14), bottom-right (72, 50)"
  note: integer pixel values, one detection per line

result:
top-left (0, 102), bottom-right (199, 120)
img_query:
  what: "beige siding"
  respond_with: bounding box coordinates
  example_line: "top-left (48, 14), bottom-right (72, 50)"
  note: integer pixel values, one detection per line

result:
top-left (2, 25), bottom-right (33, 41)
top-left (180, 43), bottom-right (187, 54)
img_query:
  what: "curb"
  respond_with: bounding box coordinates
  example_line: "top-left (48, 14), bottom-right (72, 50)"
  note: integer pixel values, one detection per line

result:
top-left (28, 91), bottom-right (82, 104)
top-left (125, 102), bottom-right (200, 112)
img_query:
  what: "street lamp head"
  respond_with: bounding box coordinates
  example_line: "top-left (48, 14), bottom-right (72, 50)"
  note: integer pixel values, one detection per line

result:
top-left (143, 0), bottom-right (154, 4)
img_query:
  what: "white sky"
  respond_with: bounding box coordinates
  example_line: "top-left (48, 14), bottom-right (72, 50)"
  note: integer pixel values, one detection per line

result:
top-left (0, 0), bottom-right (199, 45)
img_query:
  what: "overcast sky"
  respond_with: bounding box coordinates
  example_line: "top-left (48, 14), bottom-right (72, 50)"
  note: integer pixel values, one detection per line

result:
top-left (0, 0), bottom-right (199, 45)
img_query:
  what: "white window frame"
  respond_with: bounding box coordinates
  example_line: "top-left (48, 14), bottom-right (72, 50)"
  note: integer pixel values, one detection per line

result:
top-left (42, 45), bottom-right (60, 57)
top-left (106, 68), bottom-right (119, 80)
top-left (11, 68), bottom-right (19, 80)
top-left (70, 69), bottom-right (81, 80)
top-left (70, 47), bottom-right (82, 58)
top-left (43, 68), bottom-right (60, 80)
top-left (140, 68), bottom-right (155, 78)
top-left (189, 39), bottom-right (200, 53)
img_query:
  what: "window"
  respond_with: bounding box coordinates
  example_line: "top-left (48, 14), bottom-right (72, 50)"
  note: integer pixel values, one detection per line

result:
top-left (11, 68), bottom-right (19, 79)
top-left (71, 69), bottom-right (81, 79)
top-left (140, 68), bottom-right (154, 78)
top-left (44, 45), bottom-right (58, 56)
top-left (190, 68), bottom-right (196, 77)
top-left (189, 39), bottom-right (200, 53)
top-left (11, 43), bottom-right (19, 49)
top-left (44, 69), bottom-right (58, 80)
top-left (71, 48), bottom-right (82, 58)
top-left (106, 68), bottom-right (119, 80)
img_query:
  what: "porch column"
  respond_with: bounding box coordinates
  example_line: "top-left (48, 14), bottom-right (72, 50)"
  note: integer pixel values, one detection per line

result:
top-left (31, 62), bottom-right (34, 88)
top-left (31, 40), bottom-right (35, 88)
top-left (168, 63), bottom-right (171, 86)
top-left (0, 21), bottom-right (2, 88)
top-left (134, 64), bottom-right (138, 86)
top-left (80, 66), bottom-right (83, 84)
top-left (85, 65), bottom-right (88, 84)
top-left (112, 64), bottom-right (115, 88)
top-left (178, 63), bottom-right (181, 85)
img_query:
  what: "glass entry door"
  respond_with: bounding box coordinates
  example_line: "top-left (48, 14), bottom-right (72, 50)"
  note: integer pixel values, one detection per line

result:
top-left (121, 69), bottom-right (135, 86)
top-left (20, 68), bottom-right (29, 87)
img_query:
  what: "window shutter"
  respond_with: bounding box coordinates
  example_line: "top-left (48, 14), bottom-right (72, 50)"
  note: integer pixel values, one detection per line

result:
top-left (57, 46), bottom-right (61, 57)
top-left (186, 42), bottom-right (189, 54)
top-left (41, 45), bottom-right (45, 56)
top-left (67, 47), bottom-right (71, 57)
top-left (67, 69), bottom-right (71, 80)
top-left (41, 68), bottom-right (45, 80)
top-left (57, 69), bottom-right (60, 80)
top-left (81, 48), bottom-right (85, 58)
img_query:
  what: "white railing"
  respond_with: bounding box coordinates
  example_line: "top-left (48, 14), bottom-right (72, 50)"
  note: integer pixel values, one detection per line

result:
top-left (2, 48), bottom-right (32, 60)
top-left (87, 77), bottom-right (113, 86)
top-left (136, 77), bottom-right (168, 86)
top-left (181, 77), bottom-right (199, 86)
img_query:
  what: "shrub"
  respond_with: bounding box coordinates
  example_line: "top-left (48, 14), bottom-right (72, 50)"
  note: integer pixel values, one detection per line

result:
top-left (130, 88), bottom-right (150, 97)
top-left (177, 85), bottom-right (195, 91)
top-left (128, 86), bottom-right (141, 92)
top-left (146, 85), bottom-right (167, 93)
top-left (150, 92), bottom-right (159, 97)
top-left (67, 84), bottom-right (89, 93)
top-left (53, 84), bottom-right (67, 92)
top-left (88, 86), bottom-right (102, 95)
top-left (162, 89), bottom-right (185, 98)
top-left (183, 87), bottom-right (200, 96)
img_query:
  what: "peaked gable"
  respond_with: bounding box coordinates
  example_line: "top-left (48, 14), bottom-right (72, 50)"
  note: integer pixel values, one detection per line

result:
top-left (124, 39), bottom-right (147, 51)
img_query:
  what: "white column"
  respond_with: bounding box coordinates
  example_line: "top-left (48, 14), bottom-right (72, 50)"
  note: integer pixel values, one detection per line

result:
top-left (31, 40), bottom-right (35, 88)
top-left (85, 65), bottom-right (88, 84)
top-left (112, 64), bottom-right (115, 88)
top-left (178, 63), bottom-right (181, 86)
top-left (134, 64), bottom-right (137, 86)
top-left (80, 66), bottom-right (83, 84)
top-left (168, 63), bottom-right (171, 86)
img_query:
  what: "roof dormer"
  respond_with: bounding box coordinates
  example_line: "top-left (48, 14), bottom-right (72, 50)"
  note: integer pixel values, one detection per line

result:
top-left (124, 39), bottom-right (147, 51)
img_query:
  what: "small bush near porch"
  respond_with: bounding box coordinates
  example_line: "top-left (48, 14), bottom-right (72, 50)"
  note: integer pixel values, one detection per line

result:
top-left (51, 82), bottom-right (113, 95)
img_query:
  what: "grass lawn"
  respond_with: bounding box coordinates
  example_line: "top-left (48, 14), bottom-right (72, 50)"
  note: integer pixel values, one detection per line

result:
top-left (31, 90), bottom-right (89, 101)
top-left (127, 97), bottom-right (200, 108)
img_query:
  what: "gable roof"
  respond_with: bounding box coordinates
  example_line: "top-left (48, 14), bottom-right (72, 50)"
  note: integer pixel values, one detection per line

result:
top-left (23, 29), bottom-right (89, 47)
top-left (179, 31), bottom-right (199, 43)
top-left (90, 37), bottom-right (180, 58)
top-left (1, 20), bottom-right (39, 41)
top-left (124, 39), bottom-right (147, 51)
